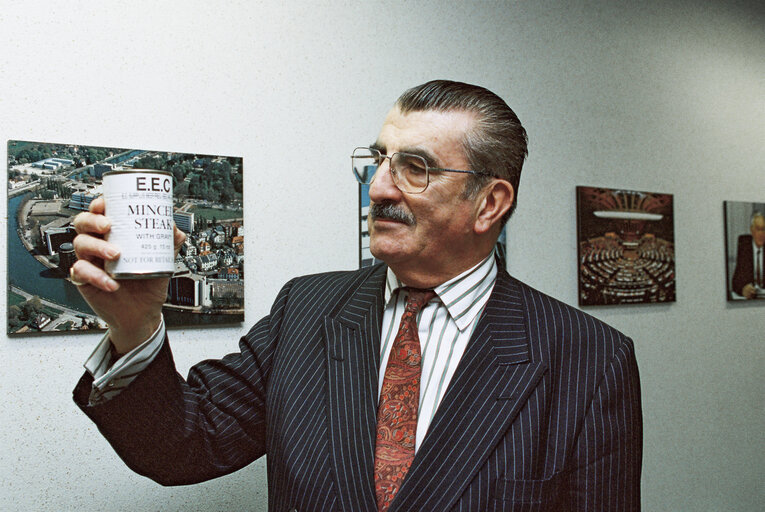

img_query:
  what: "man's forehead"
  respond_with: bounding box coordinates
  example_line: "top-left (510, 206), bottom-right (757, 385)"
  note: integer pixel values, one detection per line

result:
top-left (374, 106), bottom-right (475, 163)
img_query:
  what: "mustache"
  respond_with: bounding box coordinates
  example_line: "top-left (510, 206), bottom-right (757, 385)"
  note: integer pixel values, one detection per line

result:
top-left (369, 202), bottom-right (416, 226)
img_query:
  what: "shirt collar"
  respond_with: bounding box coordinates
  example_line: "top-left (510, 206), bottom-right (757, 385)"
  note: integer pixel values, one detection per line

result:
top-left (385, 253), bottom-right (499, 331)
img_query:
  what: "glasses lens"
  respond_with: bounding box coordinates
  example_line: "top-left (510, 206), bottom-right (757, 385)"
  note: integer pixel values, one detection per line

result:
top-left (391, 153), bottom-right (428, 193)
top-left (352, 148), bottom-right (379, 184)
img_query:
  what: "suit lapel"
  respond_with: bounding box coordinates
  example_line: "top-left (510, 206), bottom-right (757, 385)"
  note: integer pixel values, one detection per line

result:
top-left (323, 264), bottom-right (387, 512)
top-left (391, 271), bottom-right (547, 512)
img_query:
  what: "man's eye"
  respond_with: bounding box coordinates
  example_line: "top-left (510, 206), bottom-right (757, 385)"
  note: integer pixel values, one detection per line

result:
top-left (402, 159), bottom-right (427, 175)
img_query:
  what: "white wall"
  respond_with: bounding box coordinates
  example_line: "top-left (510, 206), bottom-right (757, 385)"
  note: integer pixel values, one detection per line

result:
top-left (1, 1), bottom-right (763, 510)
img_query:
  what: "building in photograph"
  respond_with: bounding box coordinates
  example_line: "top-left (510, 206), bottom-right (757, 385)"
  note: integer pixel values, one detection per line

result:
top-left (208, 279), bottom-right (244, 308)
top-left (9, 177), bottom-right (27, 190)
top-left (31, 158), bottom-right (75, 171)
top-left (196, 253), bottom-right (218, 272)
top-left (173, 211), bottom-right (194, 233)
top-left (31, 314), bottom-right (52, 330)
top-left (50, 158), bottom-right (75, 166)
top-left (218, 267), bottom-right (240, 280)
top-left (218, 249), bottom-right (236, 267)
top-left (167, 274), bottom-right (204, 307)
top-left (69, 189), bottom-right (101, 211)
top-left (181, 239), bottom-right (198, 257)
top-left (41, 217), bottom-right (77, 255)
top-left (58, 242), bottom-right (77, 273)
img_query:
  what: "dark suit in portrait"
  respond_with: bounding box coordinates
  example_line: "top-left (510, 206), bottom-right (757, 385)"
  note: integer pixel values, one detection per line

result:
top-left (74, 264), bottom-right (642, 511)
top-left (732, 234), bottom-right (764, 297)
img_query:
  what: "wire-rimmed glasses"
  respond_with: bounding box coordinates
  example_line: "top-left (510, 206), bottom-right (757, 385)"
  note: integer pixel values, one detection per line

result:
top-left (351, 146), bottom-right (497, 194)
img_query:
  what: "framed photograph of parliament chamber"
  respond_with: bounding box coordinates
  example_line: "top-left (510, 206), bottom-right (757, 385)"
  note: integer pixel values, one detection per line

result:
top-left (7, 140), bottom-right (244, 335)
top-left (576, 186), bottom-right (675, 306)
top-left (723, 200), bottom-right (765, 301)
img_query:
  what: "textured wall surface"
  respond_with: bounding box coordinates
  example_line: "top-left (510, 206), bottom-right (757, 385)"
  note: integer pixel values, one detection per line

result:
top-left (1, 1), bottom-right (763, 510)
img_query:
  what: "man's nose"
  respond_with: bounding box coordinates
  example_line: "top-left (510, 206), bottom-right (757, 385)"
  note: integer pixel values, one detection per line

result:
top-left (368, 159), bottom-right (402, 203)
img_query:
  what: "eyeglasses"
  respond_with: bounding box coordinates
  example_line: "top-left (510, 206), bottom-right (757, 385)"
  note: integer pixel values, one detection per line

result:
top-left (351, 146), bottom-right (498, 194)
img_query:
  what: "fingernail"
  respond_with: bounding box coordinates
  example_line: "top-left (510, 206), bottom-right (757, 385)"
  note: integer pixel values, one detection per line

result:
top-left (97, 218), bottom-right (111, 231)
top-left (103, 276), bottom-right (119, 292)
top-left (105, 248), bottom-right (120, 259)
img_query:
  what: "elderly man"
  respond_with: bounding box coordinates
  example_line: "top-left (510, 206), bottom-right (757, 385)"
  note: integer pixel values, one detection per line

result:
top-left (72, 80), bottom-right (642, 511)
top-left (732, 211), bottom-right (765, 299)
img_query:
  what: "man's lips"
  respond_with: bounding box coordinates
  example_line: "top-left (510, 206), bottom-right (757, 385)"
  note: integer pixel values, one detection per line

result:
top-left (373, 217), bottom-right (404, 224)
top-left (371, 218), bottom-right (408, 232)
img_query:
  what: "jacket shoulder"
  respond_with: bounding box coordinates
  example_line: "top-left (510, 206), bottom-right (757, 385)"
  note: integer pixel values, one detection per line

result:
top-left (502, 272), bottom-right (633, 366)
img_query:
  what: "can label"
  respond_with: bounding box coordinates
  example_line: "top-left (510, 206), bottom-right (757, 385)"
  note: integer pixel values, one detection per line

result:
top-left (103, 170), bottom-right (175, 278)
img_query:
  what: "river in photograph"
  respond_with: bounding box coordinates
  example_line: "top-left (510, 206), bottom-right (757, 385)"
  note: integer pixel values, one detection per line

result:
top-left (8, 193), bottom-right (94, 314)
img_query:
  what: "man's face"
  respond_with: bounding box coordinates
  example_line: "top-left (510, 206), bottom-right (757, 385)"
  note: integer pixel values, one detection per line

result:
top-left (367, 107), bottom-right (482, 283)
top-left (752, 215), bottom-right (765, 247)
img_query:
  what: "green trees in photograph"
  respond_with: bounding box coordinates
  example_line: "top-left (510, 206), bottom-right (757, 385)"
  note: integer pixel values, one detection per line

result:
top-left (8, 296), bottom-right (50, 331)
top-left (131, 153), bottom-right (242, 204)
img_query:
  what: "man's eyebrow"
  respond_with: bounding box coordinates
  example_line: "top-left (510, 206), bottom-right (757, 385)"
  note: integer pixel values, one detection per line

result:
top-left (397, 146), bottom-right (440, 168)
top-left (371, 141), bottom-right (441, 167)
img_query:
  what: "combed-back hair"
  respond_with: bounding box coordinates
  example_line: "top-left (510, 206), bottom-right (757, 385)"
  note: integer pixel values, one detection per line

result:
top-left (396, 80), bottom-right (528, 223)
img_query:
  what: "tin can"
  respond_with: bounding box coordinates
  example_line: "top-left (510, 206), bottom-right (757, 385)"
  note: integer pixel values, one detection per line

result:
top-left (102, 169), bottom-right (175, 279)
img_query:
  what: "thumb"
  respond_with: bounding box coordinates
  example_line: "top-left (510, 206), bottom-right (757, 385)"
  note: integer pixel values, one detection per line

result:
top-left (173, 225), bottom-right (186, 257)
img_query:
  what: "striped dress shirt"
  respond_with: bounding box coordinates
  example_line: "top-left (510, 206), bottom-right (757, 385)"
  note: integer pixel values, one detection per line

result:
top-left (380, 254), bottom-right (497, 451)
top-left (84, 318), bottom-right (166, 404)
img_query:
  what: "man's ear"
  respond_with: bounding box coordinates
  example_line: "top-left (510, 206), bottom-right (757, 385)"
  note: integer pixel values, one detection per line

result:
top-left (474, 180), bottom-right (514, 235)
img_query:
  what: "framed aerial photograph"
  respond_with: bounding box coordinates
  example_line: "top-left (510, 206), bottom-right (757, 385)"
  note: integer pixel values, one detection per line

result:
top-left (7, 140), bottom-right (244, 335)
top-left (723, 200), bottom-right (765, 301)
top-left (357, 170), bottom-right (507, 270)
top-left (576, 186), bottom-right (675, 306)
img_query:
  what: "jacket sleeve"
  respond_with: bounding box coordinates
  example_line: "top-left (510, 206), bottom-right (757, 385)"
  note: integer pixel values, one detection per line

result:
top-left (731, 235), bottom-right (752, 296)
top-left (562, 336), bottom-right (643, 511)
top-left (73, 279), bottom-right (295, 485)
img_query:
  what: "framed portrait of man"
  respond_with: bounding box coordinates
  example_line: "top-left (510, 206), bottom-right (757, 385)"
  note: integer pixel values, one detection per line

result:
top-left (724, 200), bottom-right (765, 301)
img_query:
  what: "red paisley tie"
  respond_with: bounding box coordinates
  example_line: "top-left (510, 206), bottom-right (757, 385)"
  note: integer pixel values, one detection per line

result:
top-left (374, 287), bottom-right (436, 511)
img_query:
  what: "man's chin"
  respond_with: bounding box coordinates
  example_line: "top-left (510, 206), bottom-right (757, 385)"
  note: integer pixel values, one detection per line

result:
top-left (369, 237), bottom-right (407, 264)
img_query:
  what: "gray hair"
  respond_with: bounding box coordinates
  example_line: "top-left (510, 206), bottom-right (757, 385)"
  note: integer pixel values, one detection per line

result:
top-left (752, 211), bottom-right (765, 228)
top-left (395, 80), bottom-right (528, 225)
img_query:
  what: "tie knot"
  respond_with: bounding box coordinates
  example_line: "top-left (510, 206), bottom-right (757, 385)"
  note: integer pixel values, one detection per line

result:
top-left (403, 287), bottom-right (436, 313)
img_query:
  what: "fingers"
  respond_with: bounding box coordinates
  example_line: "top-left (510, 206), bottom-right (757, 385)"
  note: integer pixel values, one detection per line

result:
top-left (70, 259), bottom-right (119, 292)
top-left (69, 267), bottom-right (86, 286)
top-left (71, 194), bottom-right (119, 292)
top-left (73, 210), bottom-right (111, 236)
top-left (73, 232), bottom-right (120, 262)
top-left (173, 225), bottom-right (186, 256)
top-left (88, 195), bottom-right (105, 214)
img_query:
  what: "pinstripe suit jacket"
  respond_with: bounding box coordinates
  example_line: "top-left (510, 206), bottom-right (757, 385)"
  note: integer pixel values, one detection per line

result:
top-left (74, 263), bottom-right (642, 511)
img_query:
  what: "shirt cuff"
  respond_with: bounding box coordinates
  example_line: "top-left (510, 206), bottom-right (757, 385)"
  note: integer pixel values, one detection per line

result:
top-left (83, 316), bottom-right (166, 404)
